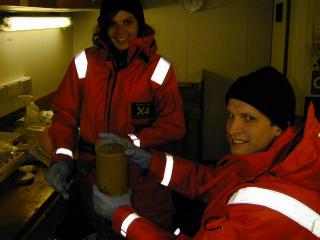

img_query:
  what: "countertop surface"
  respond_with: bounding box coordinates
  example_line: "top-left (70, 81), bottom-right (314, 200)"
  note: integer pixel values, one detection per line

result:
top-left (0, 164), bottom-right (56, 239)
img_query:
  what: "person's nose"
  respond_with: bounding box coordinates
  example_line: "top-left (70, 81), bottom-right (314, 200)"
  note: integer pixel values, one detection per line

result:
top-left (115, 25), bottom-right (126, 35)
top-left (227, 117), bottom-right (243, 135)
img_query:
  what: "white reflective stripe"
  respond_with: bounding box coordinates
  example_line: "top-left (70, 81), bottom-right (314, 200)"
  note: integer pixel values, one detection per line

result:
top-left (55, 148), bottom-right (73, 158)
top-left (174, 228), bottom-right (181, 236)
top-left (228, 187), bottom-right (320, 237)
top-left (128, 134), bottom-right (141, 147)
top-left (120, 213), bottom-right (140, 237)
top-left (132, 139), bottom-right (140, 147)
top-left (161, 153), bottom-right (174, 187)
top-left (151, 57), bottom-right (170, 85)
top-left (74, 50), bottom-right (88, 79)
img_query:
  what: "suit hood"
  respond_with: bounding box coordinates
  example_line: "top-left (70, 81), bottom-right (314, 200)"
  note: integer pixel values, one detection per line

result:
top-left (271, 103), bottom-right (320, 191)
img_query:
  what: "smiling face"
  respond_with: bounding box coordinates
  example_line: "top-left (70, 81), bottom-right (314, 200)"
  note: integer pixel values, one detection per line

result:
top-left (107, 10), bottom-right (139, 51)
top-left (226, 98), bottom-right (281, 155)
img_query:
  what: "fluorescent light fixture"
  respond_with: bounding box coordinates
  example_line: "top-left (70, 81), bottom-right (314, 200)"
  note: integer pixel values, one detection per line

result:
top-left (0, 16), bottom-right (71, 31)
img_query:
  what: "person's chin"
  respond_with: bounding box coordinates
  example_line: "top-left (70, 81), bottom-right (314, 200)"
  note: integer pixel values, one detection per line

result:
top-left (114, 42), bottom-right (129, 51)
top-left (230, 145), bottom-right (248, 155)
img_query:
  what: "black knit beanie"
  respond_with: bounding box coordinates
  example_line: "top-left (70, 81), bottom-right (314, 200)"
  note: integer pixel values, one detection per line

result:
top-left (225, 66), bottom-right (296, 130)
top-left (98, 0), bottom-right (145, 30)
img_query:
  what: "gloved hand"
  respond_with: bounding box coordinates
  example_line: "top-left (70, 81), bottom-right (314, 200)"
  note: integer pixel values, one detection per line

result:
top-left (99, 132), bottom-right (151, 169)
top-left (92, 184), bottom-right (131, 220)
top-left (45, 160), bottom-right (73, 195)
top-left (124, 147), bottom-right (151, 170)
top-left (99, 132), bottom-right (129, 146)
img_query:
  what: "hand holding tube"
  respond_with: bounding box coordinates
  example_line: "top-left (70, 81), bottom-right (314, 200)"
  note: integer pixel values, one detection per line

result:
top-left (99, 133), bottom-right (151, 170)
top-left (124, 147), bottom-right (151, 170)
top-left (92, 184), bottom-right (131, 220)
top-left (99, 132), bottom-right (129, 146)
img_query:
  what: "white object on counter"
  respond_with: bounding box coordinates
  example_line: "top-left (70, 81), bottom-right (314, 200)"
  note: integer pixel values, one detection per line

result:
top-left (18, 95), bottom-right (40, 126)
top-left (39, 110), bottom-right (54, 124)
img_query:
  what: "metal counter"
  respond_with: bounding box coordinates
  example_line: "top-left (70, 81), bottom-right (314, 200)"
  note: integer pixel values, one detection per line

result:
top-left (0, 165), bottom-right (64, 240)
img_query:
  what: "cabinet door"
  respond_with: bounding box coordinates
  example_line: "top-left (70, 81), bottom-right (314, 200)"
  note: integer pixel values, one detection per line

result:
top-left (0, 0), bottom-right (102, 8)
top-left (0, 1), bottom-right (20, 5)
top-left (28, 0), bottom-right (55, 8)
top-left (55, 0), bottom-right (102, 8)
top-left (0, 0), bottom-right (54, 7)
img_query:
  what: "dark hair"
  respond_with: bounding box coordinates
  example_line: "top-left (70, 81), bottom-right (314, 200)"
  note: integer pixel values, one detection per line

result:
top-left (92, 0), bottom-right (152, 47)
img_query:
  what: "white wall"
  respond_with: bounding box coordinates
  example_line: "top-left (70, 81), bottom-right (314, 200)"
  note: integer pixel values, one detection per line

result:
top-left (0, 29), bottom-right (73, 93)
top-left (148, 0), bottom-right (273, 82)
top-left (0, 25), bottom-right (73, 116)
top-left (72, 10), bottom-right (99, 54)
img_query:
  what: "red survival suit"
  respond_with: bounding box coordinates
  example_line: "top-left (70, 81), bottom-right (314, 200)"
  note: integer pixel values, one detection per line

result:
top-left (49, 28), bottom-right (185, 229)
top-left (112, 104), bottom-right (320, 239)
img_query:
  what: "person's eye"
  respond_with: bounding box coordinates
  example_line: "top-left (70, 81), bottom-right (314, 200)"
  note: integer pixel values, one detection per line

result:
top-left (243, 114), bottom-right (255, 121)
top-left (123, 19), bottom-right (133, 25)
top-left (227, 111), bottom-right (234, 119)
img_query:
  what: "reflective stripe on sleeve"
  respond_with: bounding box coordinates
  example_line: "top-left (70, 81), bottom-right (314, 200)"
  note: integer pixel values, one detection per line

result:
top-left (74, 50), bottom-right (88, 79)
top-left (128, 134), bottom-right (141, 147)
top-left (120, 213), bottom-right (140, 237)
top-left (56, 148), bottom-right (73, 159)
top-left (174, 228), bottom-right (181, 236)
top-left (151, 57), bottom-right (170, 85)
top-left (160, 153), bottom-right (174, 187)
top-left (228, 187), bottom-right (320, 237)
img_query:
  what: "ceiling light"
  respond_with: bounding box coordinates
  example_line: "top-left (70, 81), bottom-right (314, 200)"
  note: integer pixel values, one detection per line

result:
top-left (0, 16), bottom-right (71, 31)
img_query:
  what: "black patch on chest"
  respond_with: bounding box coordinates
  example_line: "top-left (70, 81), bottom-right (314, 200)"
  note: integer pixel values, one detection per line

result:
top-left (131, 102), bottom-right (154, 119)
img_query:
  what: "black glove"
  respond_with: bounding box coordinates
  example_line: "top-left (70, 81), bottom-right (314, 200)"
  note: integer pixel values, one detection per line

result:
top-left (99, 132), bottom-right (129, 146)
top-left (124, 147), bottom-right (151, 170)
top-left (45, 160), bottom-right (73, 197)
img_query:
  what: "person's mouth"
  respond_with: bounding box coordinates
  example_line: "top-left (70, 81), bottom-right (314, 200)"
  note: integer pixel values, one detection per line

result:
top-left (231, 138), bottom-right (248, 145)
top-left (116, 37), bottom-right (126, 42)
top-left (115, 37), bottom-right (129, 44)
